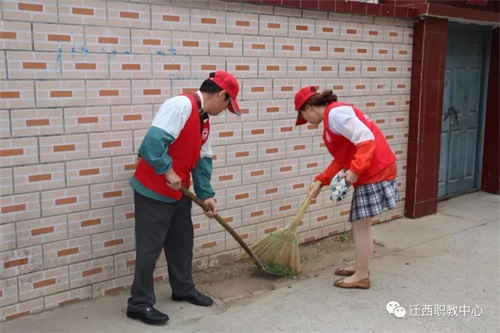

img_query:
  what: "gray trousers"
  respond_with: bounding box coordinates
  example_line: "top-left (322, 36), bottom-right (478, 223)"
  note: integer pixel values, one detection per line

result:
top-left (128, 191), bottom-right (195, 309)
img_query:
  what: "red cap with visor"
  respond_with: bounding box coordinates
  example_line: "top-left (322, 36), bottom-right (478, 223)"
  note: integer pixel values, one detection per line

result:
top-left (209, 71), bottom-right (241, 116)
top-left (294, 86), bottom-right (319, 126)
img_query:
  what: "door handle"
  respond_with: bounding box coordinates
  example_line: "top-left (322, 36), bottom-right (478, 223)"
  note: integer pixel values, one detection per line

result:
top-left (444, 106), bottom-right (459, 125)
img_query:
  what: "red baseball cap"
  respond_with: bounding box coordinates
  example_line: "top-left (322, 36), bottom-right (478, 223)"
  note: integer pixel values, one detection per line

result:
top-left (210, 71), bottom-right (241, 116)
top-left (294, 86), bottom-right (318, 126)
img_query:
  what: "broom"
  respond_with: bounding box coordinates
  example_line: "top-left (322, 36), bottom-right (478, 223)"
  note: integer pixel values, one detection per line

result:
top-left (235, 181), bottom-right (322, 275)
top-left (179, 187), bottom-right (269, 274)
top-left (135, 155), bottom-right (274, 275)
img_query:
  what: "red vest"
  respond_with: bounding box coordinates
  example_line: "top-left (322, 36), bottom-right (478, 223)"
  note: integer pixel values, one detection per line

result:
top-left (323, 102), bottom-right (396, 185)
top-left (134, 94), bottom-right (210, 200)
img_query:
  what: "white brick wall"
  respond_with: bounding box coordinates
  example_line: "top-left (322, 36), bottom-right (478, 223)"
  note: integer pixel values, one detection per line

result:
top-left (0, 0), bottom-right (411, 320)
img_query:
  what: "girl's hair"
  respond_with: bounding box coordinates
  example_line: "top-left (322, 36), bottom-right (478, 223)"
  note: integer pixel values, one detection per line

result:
top-left (199, 73), bottom-right (230, 101)
top-left (302, 89), bottom-right (337, 110)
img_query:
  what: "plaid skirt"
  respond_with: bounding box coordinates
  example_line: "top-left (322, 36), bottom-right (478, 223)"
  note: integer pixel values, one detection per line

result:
top-left (349, 178), bottom-right (400, 222)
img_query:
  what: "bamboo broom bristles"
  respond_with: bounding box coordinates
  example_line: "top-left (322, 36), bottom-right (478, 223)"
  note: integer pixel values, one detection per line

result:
top-left (236, 181), bottom-right (322, 275)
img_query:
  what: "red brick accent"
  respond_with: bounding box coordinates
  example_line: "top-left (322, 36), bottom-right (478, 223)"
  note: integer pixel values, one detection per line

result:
top-left (279, 204), bottom-right (291, 211)
top-left (236, 20), bottom-right (250, 27)
top-left (2, 204), bottom-right (26, 213)
top-left (251, 170), bottom-right (264, 177)
top-left (82, 267), bottom-right (102, 277)
top-left (79, 168), bottom-right (99, 176)
top-left (266, 148), bottom-right (278, 154)
top-left (251, 211), bottom-right (264, 217)
top-left (53, 144), bottom-right (75, 152)
top-left (105, 287), bottom-right (124, 295)
top-left (60, 298), bottom-right (80, 306)
top-left (123, 115), bottom-right (142, 121)
top-left (100, 139), bottom-right (125, 155)
top-left (77, 117), bottom-right (98, 124)
top-left (33, 278), bottom-right (56, 289)
top-left (4, 258), bottom-right (28, 268)
top-left (50, 91), bottom-right (72, 98)
top-left (143, 89), bottom-right (161, 95)
top-left (0, 32), bottom-right (16, 39)
top-left (27, 119), bottom-right (50, 126)
top-left (202, 241), bottom-right (217, 249)
top-left (201, 18), bottom-right (217, 24)
top-left (18, 3), bottom-right (43, 11)
top-left (103, 190), bottom-right (122, 198)
top-left (72, 7), bottom-right (94, 15)
top-left (219, 131), bottom-right (234, 137)
top-left (183, 41), bottom-right (199, 47)
top-left (6, 311), bottom-right (30, 321)
top-left (99, 90), bottom-right (119, 96)
top-left (143, 39), bottom-right (160, 45)
top-left (104, 239), bottom-right (123, 247)
top-left (31, 226), bottom-right (54, 236)
top-left (48, 34), bottom-right (70, 42)
top-left (264, 227), bottom-right (277, 234)
top-left (163, 64), bottom-right (180, 70)
top-left (122, 64), bottom-right (141, 70)
top-left (98, 37), bottom-right (118, 44)
top-left (265, 188), bottom-right (278, 194)
top-left (75, 63), bottom-right (96, 70)
top-left (55, 197), bottom-right (77, 205)
top-left (0, 91), bottom-right (20, 98)
top-left (163, 15), bottom-right (180, 22)
top-left (81, 218), bottom-right (101, 227)
top-left (23, 62), bottom-right (47, 69)
top-left (235, 152), bottom-right (249, 157)
top-left (120, 11), bottom-right (139, 19)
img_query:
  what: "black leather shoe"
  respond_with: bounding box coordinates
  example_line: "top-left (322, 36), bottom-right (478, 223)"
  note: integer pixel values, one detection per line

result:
top-left (171, 290), bottom-right (213, 306)
top-left (126, 306), bottom-right (169, 325)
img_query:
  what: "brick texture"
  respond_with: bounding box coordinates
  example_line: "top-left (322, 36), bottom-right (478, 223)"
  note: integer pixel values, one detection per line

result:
top-left (0, 0), bottom-right (411, 321)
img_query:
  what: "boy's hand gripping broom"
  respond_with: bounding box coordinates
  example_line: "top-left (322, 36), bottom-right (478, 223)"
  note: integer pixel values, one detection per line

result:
top-left (235, 181), bottom-right (322, 276)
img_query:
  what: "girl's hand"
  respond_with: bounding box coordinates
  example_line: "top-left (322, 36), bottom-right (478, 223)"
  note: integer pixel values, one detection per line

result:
top-left (343, 170), bottom-right (358, 187)
top-left (202, 198), bottom-right (217, 218)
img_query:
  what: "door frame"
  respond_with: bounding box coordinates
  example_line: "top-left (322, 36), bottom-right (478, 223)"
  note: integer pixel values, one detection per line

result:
top-left (404, 17), bottom-right (495, 218)
top-left (439, 23), bottom-right (492, 200)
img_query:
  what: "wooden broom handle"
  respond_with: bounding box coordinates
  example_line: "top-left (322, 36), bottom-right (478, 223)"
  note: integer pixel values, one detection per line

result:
top-left (179, 187), bottom-right (266, 272)
top-left (290, 181), bottom-right (322, 230)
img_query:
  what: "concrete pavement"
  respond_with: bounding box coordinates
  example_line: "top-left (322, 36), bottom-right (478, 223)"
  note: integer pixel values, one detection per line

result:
top-left (1, 191), bottom-right (499, 333)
